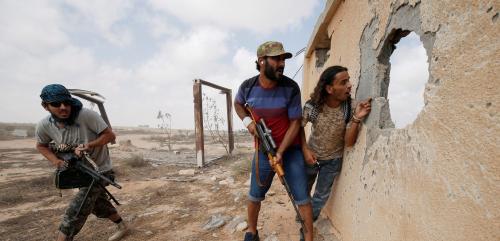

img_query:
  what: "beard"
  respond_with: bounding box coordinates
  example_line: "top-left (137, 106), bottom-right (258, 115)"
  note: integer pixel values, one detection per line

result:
top-left (50, 111), bottom-right (79, 126)
top-left (263, 61), bottom-right (284, 82)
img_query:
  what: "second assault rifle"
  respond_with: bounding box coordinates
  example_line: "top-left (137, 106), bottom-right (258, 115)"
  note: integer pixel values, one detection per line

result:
top-left (245, 104), bottom-right (307, 233)
top-left (51, 144), bottom-right (122, 216)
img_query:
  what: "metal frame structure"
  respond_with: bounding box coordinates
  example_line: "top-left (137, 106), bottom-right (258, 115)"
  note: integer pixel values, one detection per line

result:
top-left (193, 79), bottom-right (234, 167)
top-left (68, 89), bottom-right (115, 144)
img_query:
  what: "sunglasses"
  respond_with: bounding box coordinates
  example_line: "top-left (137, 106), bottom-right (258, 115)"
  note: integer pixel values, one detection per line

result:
top-left (48, 101), bottom-right (72, 108)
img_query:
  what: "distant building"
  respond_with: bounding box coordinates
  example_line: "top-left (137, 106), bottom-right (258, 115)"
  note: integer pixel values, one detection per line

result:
top-left (12, 129), bottom-right (28, 138)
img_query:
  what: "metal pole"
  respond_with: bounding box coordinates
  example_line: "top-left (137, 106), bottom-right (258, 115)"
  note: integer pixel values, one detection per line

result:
top-left (226, 90), bottom-right (234, 154)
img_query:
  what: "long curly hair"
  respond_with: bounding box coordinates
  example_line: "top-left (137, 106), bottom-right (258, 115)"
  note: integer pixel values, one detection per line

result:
top-left (308, 65), bottom-right (348, 109)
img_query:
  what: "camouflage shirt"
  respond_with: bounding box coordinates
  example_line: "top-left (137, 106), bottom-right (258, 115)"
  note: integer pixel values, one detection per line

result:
top-left (302, 102), bottom-right (354, 160)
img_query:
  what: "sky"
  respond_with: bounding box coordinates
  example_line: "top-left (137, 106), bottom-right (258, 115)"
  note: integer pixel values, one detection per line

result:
top-left (0, 0), bottom-right (428, 130)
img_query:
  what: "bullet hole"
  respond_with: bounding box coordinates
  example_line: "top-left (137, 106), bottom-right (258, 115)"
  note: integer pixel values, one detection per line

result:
top-left (493, 12), bottom-right (499, 22)
top-left (487, 7), bottom-right (493, 13)
top-left (486, 102), bottom-right (492, 108)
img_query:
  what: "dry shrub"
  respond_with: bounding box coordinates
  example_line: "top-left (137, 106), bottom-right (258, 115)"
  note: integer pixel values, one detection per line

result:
top-left (145, 135), bottom-right (167, 142)
top-left (124, 154), bottom-right (148, 168)
top-left (0, 176), bottom-right (52, 205)
top-left (0, 129), bottom-right (10, 140)
top-left (0, 194), bottom-right (24, 205)
top-left (231, 155), bottom-right (252, 176)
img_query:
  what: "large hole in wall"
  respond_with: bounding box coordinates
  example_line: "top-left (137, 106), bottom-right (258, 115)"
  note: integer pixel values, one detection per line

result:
top-left (357, 3), bottom-right (436, 149)
top-left (385, 30), bottom-right (428, 128)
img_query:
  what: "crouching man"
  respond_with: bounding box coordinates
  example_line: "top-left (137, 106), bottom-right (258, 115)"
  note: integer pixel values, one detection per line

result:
top-left (35, 84), bottom-right (129, 241)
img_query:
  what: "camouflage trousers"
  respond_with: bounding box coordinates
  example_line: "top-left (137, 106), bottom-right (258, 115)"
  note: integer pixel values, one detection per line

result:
top-left (59, 171), bottom-right (117, 237)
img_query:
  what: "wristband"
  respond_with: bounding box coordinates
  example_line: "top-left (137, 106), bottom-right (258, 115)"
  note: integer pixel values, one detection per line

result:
top-left (242, 116), bottom-right (253, 127)
top-left (352, 115), bottom-right (362, 123)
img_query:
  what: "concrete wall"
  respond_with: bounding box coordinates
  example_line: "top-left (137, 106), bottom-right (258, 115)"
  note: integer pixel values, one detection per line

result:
top-left (302, 0), bottom-right (499, 240)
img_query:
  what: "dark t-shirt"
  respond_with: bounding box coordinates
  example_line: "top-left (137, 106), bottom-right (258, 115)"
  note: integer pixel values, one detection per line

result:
top-left (236, 75), bottom-right (302, 147)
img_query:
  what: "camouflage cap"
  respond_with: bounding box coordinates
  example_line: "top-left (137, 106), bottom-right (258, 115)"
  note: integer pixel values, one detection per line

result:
top-left (257, 41), bottom-right (292, 59)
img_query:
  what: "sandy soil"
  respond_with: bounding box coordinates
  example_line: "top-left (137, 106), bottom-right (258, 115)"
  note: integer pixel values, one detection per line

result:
top-left (0, 127), bottom-right (334, 241)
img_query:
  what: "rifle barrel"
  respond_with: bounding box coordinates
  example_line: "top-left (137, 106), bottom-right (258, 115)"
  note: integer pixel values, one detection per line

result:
top-left (76, 162), bottom-right (122, 189)
top-left (280, 175), bottom-right (307, 232)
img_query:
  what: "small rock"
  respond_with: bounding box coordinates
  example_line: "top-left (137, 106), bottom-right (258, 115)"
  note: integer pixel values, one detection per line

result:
top-left (219, 177), bottom-right (235, 186)
top-left (174, 151), bottom-right (181, 155)
top-left (124, 215), bottom-right (135, 222)
top-left (179, 169), bottom-right (196, 176)
top-left (202, 213), bottom-right (229, 231)
top-left (244, 177), bottom-right (251, 186)
top-left (236, 221), bottom-right (248, 231)
top-left (210, 176), bottom-right (217, 181)
top-left (145, 230), bottom-right (153, 235)
top-left (267, 191), bottom-right (276, 196)
top-left (276, 200), bottom-right (285, 205)
top-left (233, 191), bottom-right (244, 202)
top-left (212, 233), bottom-right (218, 238)
top-left (264, 234), bottom-right (279, 241)
top-left (224, 215), bottom-right (245, 234)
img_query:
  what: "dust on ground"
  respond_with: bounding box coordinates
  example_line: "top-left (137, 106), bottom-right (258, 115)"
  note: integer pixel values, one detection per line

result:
top-left (0, 125), bottom-right (335, 241)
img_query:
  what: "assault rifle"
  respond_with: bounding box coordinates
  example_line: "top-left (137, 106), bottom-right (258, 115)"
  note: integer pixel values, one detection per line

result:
top-left (51, 144), bottom-right (121, 216)
top-left (244, 104), bottom-right (307, 233)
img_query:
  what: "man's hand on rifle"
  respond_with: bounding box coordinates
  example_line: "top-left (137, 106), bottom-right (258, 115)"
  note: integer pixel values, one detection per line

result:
top-left (74, 143), bottom-right (90, 157)
top-left (247, 122), bottom-right (257, 136)
top-left (274, 152), bottom-right (283, 166)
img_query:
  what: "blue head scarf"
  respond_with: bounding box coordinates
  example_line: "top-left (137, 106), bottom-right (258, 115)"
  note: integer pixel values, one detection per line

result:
top-left (40, 84), bottom-right (83, 125)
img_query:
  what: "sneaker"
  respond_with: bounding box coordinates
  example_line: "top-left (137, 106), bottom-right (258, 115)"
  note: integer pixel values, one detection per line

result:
top-left (108, 221), bottom-right (130, 241)
top-left (243, 230), bottom-right (259, 241)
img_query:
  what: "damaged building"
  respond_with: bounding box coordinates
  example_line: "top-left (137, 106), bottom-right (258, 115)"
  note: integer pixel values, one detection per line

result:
top-left (301, 0), bottom-right (499, 240)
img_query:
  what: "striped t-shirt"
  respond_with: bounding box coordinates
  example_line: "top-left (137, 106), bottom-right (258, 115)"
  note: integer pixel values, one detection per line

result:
top-left (236, 75), bottom-right (302, 147)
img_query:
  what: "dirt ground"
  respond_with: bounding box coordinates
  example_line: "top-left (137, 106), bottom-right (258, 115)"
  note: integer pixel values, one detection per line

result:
top-left (0, 126), bottom-right (335, 241)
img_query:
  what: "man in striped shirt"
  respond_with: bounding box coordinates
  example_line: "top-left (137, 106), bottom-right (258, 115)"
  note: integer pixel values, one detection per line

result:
top-left (234, 41), bottom-right (313, 241)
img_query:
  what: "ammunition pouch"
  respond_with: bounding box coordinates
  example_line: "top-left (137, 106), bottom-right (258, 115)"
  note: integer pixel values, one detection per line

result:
top-left (54, 167), bottom-right (93, 189)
